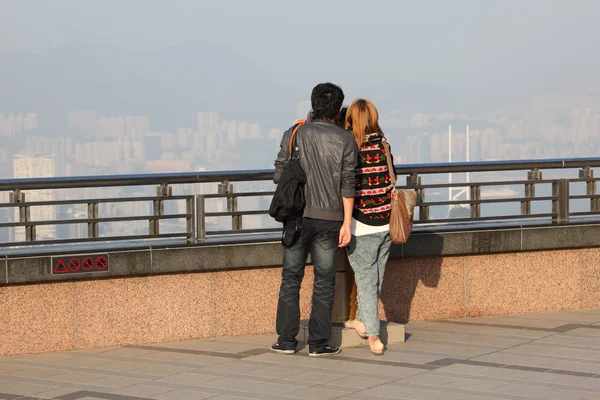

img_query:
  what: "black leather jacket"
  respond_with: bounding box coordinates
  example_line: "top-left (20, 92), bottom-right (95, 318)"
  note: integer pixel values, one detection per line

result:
top-left (274, 120), bottom-right (358, 222)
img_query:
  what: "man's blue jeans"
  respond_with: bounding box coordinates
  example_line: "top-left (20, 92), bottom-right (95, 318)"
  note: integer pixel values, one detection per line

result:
top-left (276, 218), bottom-right (341, 352)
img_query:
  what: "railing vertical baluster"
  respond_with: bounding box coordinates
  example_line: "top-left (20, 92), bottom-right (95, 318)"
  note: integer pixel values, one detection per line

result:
top-left (522, 168), bottom-right (542, 216)
top-left (232, 196), bottom-right (242, 231)
top-left (150, 200), bottom-right (159, 235)
top-left (562, 179), bottom-right (570, 223)
top-left (87, 202), bottom-right (99, 238)
top-left (186, 196), bottom-right (195, 244)
top-left (409, 174), bottom-right (428, 222)
top-left (10, 189), bottom-right (35, 242)
top-left (196, 195), bottom-right (206, 242)
top-left (552, 179), bottom-right (570, 224)
top-left (219, 180), bottom-right (240, 231)
top-left (580, 167), bottom-right (596, 212)
top-left (552, 181), bottom-right (559, 224)
top-left (470, 185), bottom-right (481, 219)
top-left (151, 183), bottom-right (171, 236)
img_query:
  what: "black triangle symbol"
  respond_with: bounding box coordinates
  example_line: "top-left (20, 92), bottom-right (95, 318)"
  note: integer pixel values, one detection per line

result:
top-left (54, 259), bottom-right (68, 273)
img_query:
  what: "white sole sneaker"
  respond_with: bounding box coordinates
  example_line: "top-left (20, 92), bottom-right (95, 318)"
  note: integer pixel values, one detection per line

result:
top-left (308, 347), bottom-right (341, 357)
top-left (270, 344), bottom-right (296, 355)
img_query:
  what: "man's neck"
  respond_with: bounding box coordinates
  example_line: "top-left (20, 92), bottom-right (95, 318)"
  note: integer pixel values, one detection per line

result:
top-left (313, 118), bottom-right (338, 123)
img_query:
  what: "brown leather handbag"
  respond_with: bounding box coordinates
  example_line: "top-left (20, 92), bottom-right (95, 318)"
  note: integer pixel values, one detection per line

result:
top-left (382, 141), bottom-right (416, 244)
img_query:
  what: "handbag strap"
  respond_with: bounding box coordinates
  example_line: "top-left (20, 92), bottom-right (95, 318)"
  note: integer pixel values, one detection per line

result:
top-left (288, 120), bottom-right (306, 155)
top-left (382, 141), bottom-right (396, 186)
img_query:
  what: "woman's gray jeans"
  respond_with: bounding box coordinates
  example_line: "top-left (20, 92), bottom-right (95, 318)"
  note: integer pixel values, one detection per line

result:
top-left (347, 231), bottom-right (392, 337)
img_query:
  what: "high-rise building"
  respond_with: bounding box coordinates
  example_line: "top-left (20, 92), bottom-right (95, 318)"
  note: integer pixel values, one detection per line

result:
top-left (23, 113), bottom-right (37, 130)
top-left (13, 154), bottom-right (57, 241)
top-left (197, 111), bottom-right (208, 130)
top-left (135, 116), bottom-right (150, 134)
top-left (238, 121), bottom-right (249, 139)
top-left (126, 116), bottom-right (150, 142)
top-left (267, 127), bottom-right (282, 139)
top-left (14, 114), bottom-right (24, 134)
top-left (250, 122), bottom-right (261, 139)
top-left (25, 136), bottom-right (72, 175)
top-left (197, 111), bottom-right (219, 131)
top-left (226, 121), bottom-right (237, 146)
top-left (97, 116), bottom-right (125, 139)
top-left (0, 114), bottom-right (5, 137)
top-left (68, 110), bottom-right (97, 135)
top-left (409, 113), bottom-right (430, 129)
top-left (209, 112), bottom-right (218, 128)
top-left (6, 114), bottom-right (15, 136)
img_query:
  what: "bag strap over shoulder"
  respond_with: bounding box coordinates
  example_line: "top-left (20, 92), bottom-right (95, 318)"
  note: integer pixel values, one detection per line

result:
top-left (382, 141), bottom-right (396, 186)
top-left (288, 120), bottom-right (306, 154)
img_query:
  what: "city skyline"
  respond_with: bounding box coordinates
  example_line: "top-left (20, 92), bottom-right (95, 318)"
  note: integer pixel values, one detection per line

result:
top-left (2, 85), bottom-right (599, 180)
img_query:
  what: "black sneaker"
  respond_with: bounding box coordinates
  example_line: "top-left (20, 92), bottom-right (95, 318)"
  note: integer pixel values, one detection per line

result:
top-left (308, 346), bottom-right (341, 357)
top-left (270, 342), bottom-right (296, 355)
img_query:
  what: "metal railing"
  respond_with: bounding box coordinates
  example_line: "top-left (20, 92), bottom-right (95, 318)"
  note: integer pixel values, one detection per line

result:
top-left (1, 158), bottom-right (600, 248)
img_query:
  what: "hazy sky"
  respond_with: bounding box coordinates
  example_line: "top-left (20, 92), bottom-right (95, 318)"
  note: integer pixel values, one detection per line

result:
top-left (1, 0), bottom-right (600, 101)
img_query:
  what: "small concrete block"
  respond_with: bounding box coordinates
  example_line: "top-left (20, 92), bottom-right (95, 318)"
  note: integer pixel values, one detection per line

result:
top-left (300, 320), bottom-right (405, 348)
top-left (380, 321), bottom-right (406, 345)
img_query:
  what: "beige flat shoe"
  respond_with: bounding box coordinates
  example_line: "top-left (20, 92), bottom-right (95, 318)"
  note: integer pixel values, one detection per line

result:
top-left (370, 338), bottom-right (385, 356)
top-left (344, 320), bottom-right (368, 340)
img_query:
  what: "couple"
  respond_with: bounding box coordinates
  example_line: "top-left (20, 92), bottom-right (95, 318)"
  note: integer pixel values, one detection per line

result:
top-left (272, 83), bottom-right (395, 357)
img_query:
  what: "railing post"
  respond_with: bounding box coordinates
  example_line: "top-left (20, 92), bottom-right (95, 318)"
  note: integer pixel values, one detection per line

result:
top-left (10, 189), bottom-right (35, 242)
top-left (219, 180), bottom-right (241, 231)
top-left (196, 195), bottom-right (206, 242)
top-left (580, 167), bottom-right (597, 212)
top-left (232, 196), bottom-right (242, 231)
top-left (186, 196), bottom-right (196, 244)
top-left (408, 174), bottom-right (428, 222)
top-left (87, 202), bottom-right (99, 238)
top-left (470, 185), bottom-right (481, 219)
top-left (151, 183), bottom-right (171, 235)
top-left (522, 168), bottom-right (542, 216)
top-left (552, 179), bottom-right (570, 224)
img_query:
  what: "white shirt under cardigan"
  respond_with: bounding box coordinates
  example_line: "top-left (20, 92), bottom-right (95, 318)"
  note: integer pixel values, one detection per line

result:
top-left (351, 218), bottom-right (389, 237)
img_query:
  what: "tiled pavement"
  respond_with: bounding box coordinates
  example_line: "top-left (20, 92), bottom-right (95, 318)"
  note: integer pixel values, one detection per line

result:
top-left (2, 309), bottom-right (600, 399)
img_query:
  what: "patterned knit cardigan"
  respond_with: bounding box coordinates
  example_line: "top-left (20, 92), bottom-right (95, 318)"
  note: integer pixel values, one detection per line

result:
top-left (353, 133), bottom-right (396, 226)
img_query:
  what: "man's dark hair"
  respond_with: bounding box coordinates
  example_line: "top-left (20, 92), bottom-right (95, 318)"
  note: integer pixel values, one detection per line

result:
top-left (311, 83), bottom-right (344, 121)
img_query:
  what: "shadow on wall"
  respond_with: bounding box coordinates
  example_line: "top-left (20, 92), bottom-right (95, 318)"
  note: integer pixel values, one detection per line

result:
top-left (379, 234), bottom-right (444, 323)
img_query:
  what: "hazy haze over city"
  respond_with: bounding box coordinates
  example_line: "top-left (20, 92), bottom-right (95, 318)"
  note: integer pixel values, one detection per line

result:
top-left (2, 0), bottom-right (600, 169)
top-left (2, 0), bottom-right (600, 240)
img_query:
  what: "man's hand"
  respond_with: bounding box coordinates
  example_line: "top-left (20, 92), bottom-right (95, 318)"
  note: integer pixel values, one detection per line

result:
top-left (339, 197), bottom-right (354, 247)
top-left (339, 223), bottom-right (351, 247)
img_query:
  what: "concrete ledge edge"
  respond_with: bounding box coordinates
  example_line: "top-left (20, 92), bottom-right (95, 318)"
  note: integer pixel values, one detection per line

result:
top-left (2, 223), bottom-right (600, 286)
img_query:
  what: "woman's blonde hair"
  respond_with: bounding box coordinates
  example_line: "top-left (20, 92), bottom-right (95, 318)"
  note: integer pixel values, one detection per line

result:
top-left (345, 99), bottom-right (383, 149)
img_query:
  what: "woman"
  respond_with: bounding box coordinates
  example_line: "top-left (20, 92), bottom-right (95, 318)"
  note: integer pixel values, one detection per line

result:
top-left (343, 99), bottom-right (396, 356)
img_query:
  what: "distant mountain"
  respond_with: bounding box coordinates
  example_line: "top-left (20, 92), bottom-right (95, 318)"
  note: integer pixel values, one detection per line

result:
top-left (0, 41), bottom-right (295, 131)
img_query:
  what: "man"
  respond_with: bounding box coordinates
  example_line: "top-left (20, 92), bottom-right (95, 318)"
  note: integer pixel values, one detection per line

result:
top-left (272, 83), bottom-right (358, 357)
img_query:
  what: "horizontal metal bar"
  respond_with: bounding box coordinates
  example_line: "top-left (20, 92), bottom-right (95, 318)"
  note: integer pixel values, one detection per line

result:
top-left (0, 232), bottom-right (189, 248)
top-left (1, 158), bottom-right (599, 191)
top-left (416, 179), bottom-right (557, 190)
top-left (205, 210), bottom-right (269, 217)
top-left (203, 192), bottom-right (275, 199)
top-left (566, 178), bottom-right (600, 183)
top-left (413, 213), bottom-right (556, 225)
top-left (570, 211), bottom-right (600, 217)
top-left (569, 195), bottom-right (600, 200)
top-left (0, 214), bottom-right (191, 228)
top-left (205, 228), bottom-right (283, 235)
top-left (421, 196), bottom-right (557, 207)
top-left (396, 158), bottom-right (600, 175)
top-left (0, 195), bottom-right (194, 208)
